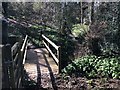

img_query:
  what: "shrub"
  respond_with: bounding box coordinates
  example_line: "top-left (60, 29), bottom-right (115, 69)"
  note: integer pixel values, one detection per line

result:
top-left (62, 55), bottom-right (120, 79)
top-left (71, 24), bottom-right (88, 37)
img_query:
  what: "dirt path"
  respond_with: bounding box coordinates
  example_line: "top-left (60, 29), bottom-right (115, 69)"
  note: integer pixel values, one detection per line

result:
top-left (24, 47), bottom-right (58, 89)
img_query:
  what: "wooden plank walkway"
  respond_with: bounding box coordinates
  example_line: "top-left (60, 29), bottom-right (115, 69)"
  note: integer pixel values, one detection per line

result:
top-left (24, 47), bottom-right (58, 89)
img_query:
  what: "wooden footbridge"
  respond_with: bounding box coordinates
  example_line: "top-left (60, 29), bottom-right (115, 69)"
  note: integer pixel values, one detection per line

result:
top-left (1, 34), bottom-right (61, 89)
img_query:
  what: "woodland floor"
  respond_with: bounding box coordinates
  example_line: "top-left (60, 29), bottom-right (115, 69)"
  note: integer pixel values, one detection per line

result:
top-left (23, 44), bottom-right (120, 90)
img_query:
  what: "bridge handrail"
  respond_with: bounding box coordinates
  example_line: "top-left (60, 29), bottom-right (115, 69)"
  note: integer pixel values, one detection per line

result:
top-left (43, 40), bottom-right (59, 64)
top-left (42, 34), bottom-right (61, 73)
top-left (21, 35), bottom-right (28, 65)
top-left (2, 35), bottom-right (28, 89)
top-left (42, 34), bottom-right (59, 50)
top-left (21, 35), bottom-right (28, 52)
top-left (11, 42), bottom-right (19, 57)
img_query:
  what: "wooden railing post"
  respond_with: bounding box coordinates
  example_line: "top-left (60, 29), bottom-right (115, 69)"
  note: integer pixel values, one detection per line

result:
top-left (57, 46), bottom-right (61, 73)
top-left (1, 45), bottom-right (10, 88)
top-left (17, 39), bottom-right (23, 88)
top-left (20, 49), bottom-right (24, 87)
top-left (5, 44), bottom-right (15, 88)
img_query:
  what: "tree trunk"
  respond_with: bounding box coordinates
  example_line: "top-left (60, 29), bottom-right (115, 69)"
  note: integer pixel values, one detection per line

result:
top-left (89, 1), bottom-right (94, 25)
top-left (91, 2), bottom-right (94, 24)
top-left (80, 1), bottom-right (83, 24)
top-left (2, 2), bottom-right (8, 44)
top-left (117, 2), bottom-right (120, 52)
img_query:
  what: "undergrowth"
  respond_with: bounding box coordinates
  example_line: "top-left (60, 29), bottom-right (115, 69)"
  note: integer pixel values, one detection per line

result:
top-left (62, 55), bottom-right (120, 79)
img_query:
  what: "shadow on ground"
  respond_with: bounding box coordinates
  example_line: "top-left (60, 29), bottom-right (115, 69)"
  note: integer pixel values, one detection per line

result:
top-left (22, 44), bottom-right (58, 90)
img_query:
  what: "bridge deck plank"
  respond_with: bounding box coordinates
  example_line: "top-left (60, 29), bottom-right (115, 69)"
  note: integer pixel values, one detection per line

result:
top-left (24, 47), bottom-right (58, 89)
